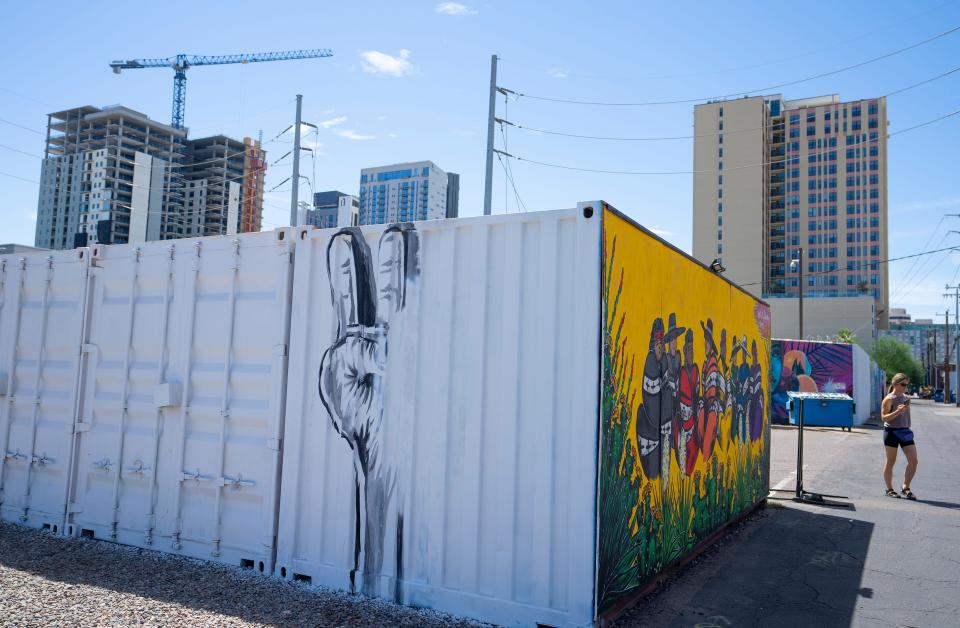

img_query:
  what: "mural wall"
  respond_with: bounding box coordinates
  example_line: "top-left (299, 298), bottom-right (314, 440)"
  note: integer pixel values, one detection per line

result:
top-left (597, 210), bottom-right (771, 615)
top-left (769, 340), bottom-right (853, 423)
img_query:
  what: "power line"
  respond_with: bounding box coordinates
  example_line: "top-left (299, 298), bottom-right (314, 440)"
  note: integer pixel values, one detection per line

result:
top-left (737, 244), bottom-right (960, 289)
top-left (507, 24), bottom-right (960, 106)
top-left (499, 107), bottom-right (960, 176)
top-left (889, 218), bottom-right (946, 301)
top-left (500, 64), bottom-right (960, 142)
top-left (0, 170), bottom-right (40, 184)
top-left (0, 117), bottom-right (46, 135)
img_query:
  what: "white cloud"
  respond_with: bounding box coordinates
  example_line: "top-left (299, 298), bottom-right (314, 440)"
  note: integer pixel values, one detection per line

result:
top-left (388, 133), bottom-right (399, 138)
top-left (547, 68), bottom-right (568, 79)
top-left (360, 49), bottom-right (414, 77)
top-left (317, 116), bottom-right (347, 129)
top-left (650, 227), bottom-right (674, 238)
top-left (376, 115), bottom-right (389, 121)
top-left (336, 129), bottom-right (376, 141)
top-left (302, 139), bottom-right (325, 150)
top-left (435, 2), bottom-right (477, 15)
top-left (894, 196), bottom-right (960, 214)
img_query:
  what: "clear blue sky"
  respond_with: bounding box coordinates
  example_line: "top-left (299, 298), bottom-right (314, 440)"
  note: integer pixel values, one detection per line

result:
top-left (2, 0), bottom-right (959, 322)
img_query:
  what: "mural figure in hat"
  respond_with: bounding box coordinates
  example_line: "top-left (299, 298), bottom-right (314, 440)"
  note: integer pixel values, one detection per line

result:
top-left (698, 318), bottom-right (723, 460)
top-left (737, 336), bottom-right (751, 442)
top-left (675, 328), bottom-right (700, 475)
top-left (719, 328), bottom-right (733, 416)
top-left (661, 313), bottom-right (685, 479)
top-left (636, 317), bottom-right (666, 479)
top-left (729, 335), bottom-right (747, 442)
top-left (749, 340), bottom-right (765, 441)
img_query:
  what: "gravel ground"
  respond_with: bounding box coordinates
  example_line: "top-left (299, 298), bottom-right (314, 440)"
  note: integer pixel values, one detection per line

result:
top-left (0, 522), bottom-right (489, 627)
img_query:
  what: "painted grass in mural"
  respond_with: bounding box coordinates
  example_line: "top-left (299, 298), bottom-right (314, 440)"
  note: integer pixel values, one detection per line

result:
top-left (597, 232), bottom-right (770, 615)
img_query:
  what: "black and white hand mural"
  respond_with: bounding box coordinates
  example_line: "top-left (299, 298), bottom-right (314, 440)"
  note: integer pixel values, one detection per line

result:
top-left (317, 223), bottom-right (419, 597)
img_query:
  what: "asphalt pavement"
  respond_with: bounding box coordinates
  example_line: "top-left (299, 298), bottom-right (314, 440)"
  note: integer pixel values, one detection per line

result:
top-left (617, 398), bottom-right (960, 628)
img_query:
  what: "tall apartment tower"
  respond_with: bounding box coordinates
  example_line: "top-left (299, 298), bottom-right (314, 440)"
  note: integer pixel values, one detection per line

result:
top-left (358, 161), bottom-right (449, 225)
top-left (693, 94), bottom-right (889, 327)
top-left (36, 105), bottom-right (189, 248)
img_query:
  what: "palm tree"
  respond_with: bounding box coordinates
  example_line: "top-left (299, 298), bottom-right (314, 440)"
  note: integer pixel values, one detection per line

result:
top-left (835, 328), bottom-right (856, 344)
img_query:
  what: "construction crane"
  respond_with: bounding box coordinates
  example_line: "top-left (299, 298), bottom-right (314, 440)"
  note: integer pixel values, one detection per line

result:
top-left (110, 49), bottom-right (333, 129)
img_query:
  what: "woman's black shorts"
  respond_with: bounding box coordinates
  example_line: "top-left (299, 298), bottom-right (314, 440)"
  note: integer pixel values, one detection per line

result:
top-left (884, 427), bottom-right (915, 448)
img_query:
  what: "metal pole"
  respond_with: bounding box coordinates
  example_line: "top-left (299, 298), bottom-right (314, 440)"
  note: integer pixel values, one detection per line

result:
top-left (798, 247), bottom-right (804, 339)
top-left (945, 310), bottom-right (951, 405)
top-left (483, 55), bottom-right (498, 217)
top-left (290, 94), bottom-right (303, 226)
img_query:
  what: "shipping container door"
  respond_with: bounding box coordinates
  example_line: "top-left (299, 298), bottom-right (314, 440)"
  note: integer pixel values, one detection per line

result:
top-left (68, 231), bottom-right (294, 573)
top-left (0, 249), bottom-right (90, 533)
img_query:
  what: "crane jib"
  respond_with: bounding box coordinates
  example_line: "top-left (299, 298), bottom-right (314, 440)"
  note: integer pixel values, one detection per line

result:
top-left (108, 49), bottom-right (334, 129)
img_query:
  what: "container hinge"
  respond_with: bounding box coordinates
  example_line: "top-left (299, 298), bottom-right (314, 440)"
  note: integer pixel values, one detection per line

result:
top-left (180, 468), bottom-right (213, 483)
top-left (94, 457), bottom-right (114, 472)
top-left (74, 422), bottom-right (92, 434)
top-left (4, 449), bottom-right (27, 462)
top-left (80, 343), bottom-right (97, 355)
top-left (221, 474), bottom-right (256, 489)
top-left (88, 266), bottom-right (104, 278)
top-left (273, 344), bottom-right (288, 357)
top-left (266, 438), bottom-right (282, 451)
top-left (126, 460), bottom-right (151, 475)
top-left (67, 502), bottom-right (84, 514)
top-left (31, 453), bottom-right (53, 466)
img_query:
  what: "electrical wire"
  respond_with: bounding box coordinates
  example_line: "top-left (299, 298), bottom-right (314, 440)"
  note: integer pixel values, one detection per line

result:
top-left (511, 0), bottom-right (958, 84)
top-left (501, 65), bottom-right (960, 142)
top-left (508, 24), bottom-right (960, 106)
top-left (0, 117), bottom-right (46, 135)
top-left (0, 170), bottom-right (40, 184)
top-left (497, 107), bottom-right (960, 176)
top-left (736, 244), bottom-right (960, 288)
top-left (889, 220), bottom-right (947, 302)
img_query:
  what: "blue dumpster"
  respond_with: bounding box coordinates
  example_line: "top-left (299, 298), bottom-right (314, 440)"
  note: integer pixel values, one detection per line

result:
top-left (786, 392), bottom-right (855, 429)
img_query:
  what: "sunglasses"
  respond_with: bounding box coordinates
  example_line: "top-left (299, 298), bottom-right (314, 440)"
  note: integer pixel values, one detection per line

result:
top-left (896, 381), bottom-right (909, 386)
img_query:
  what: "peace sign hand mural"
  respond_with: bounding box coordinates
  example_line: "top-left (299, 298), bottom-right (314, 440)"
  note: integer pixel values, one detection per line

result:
top-left (318, 224), bottom-right (419, 597)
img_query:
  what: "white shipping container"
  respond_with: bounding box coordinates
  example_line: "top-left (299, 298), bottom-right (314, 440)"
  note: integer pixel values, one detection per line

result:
top-left (277, 208), bottom-right (601, 627)
top-left (852, 344), bottom-right (872, 425)
top-left (66, 230), bottom-right (294, 573)
top-left (0, 249), bottom-right (90, 533)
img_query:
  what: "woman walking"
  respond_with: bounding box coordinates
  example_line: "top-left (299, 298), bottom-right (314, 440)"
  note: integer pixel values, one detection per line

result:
top-left (881, 373), bottom-right (918, 500)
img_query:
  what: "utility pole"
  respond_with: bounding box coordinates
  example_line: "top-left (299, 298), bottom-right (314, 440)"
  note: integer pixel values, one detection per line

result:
top-left (789, 247), bottom-right (804, 339)
top-left (944, 310), bottom-right (951, 405)
top-left (290, 94), bottom-right (303, 227)
top-left (948, 284), bottom-right (960, 405)
top-left (483, 55), bottom-right (498, 217)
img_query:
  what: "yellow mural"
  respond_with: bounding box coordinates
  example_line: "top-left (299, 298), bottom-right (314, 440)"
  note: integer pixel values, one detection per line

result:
top-left (597, 209), bottom-right (771, 615)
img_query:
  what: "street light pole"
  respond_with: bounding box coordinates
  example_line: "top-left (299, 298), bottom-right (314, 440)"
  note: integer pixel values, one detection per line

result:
top-left (790, 247), bottom-right (804, 339)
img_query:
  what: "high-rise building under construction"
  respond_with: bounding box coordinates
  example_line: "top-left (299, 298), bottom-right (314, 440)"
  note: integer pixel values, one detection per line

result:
top-left (34, 105), bottom-right (265, 249)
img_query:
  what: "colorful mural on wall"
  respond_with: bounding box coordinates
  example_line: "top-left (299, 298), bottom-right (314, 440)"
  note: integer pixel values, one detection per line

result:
top-left (769, 340), bottom-right (853, 423)
top-left (597, 210), bottom-right (771, 615)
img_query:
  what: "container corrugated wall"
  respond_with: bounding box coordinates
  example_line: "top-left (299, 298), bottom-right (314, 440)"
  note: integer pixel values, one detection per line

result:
top-left (277, 209), bottom-right (601, 627)
top-left (852, 344), bottom-right (872, 425)
top-left (0, 249), bottom-right (90, 532)
top-left (66, 230), bottom-right (294, 572)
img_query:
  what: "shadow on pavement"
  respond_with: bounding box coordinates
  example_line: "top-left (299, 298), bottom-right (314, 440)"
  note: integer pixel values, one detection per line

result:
top-left (616, 504), bottom-right (874, 627)
top-left (917, 499), bottom-right (960, 510)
